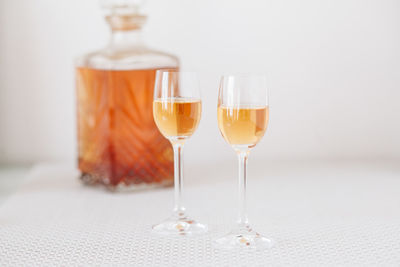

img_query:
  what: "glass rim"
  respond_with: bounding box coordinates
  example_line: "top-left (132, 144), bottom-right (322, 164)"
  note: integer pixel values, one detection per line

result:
top-left (155, 70), bottom-right (198, 75)
top-left (219, 72), bottom-right (268, 79)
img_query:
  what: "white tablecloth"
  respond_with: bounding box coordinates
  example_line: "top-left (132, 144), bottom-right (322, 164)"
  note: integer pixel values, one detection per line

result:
top-left (1, 161), bottom-right (400, 266)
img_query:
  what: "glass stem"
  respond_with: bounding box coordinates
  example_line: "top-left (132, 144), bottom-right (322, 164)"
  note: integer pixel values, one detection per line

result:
top-left (237, 150), bottom-right (250, 227)
top-left (172, 142), bottom-right (185, 215)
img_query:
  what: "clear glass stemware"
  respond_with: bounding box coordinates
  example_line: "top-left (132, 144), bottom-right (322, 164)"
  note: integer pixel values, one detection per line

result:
top-left (152, 70), bottom-right (207, 235)
top-left (215, 74), bottom-right (273, 249)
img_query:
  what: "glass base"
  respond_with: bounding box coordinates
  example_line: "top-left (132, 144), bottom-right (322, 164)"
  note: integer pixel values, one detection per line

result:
top-left (214, 225), bottom-right (274, 250)
top-left (152, 212), bottom-right (207, 236)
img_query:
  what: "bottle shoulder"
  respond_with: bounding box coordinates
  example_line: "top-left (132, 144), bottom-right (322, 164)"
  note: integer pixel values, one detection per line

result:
top-left (76, 46), bottom-right (179, 70)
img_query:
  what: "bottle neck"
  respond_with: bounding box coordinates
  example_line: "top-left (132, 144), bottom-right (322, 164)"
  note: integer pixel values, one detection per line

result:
top-left (106, 14), bottom-right (146, 48)
top-left (109, 29), bottom-right (144, 47)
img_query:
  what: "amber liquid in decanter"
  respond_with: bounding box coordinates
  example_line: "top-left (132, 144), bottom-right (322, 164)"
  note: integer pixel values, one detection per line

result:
top-left (75, 3), bottom-right (178, 190)
top-left (77, 68), bottom-right (176, 189)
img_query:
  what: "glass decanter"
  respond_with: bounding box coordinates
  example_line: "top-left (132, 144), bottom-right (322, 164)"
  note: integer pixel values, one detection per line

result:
top-left (75, 1), bottom-right (178, 191)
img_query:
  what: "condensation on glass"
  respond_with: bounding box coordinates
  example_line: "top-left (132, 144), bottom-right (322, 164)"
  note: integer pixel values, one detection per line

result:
top-left (75, 0), bottom-right (178, 191)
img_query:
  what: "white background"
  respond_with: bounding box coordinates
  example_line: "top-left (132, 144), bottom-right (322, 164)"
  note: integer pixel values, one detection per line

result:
top-left (1, 0), bottom-right (399, 166)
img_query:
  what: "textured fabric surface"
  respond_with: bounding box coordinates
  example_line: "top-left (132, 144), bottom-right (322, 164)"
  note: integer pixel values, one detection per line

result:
top-left (1, 162), bottom-right (400, 266)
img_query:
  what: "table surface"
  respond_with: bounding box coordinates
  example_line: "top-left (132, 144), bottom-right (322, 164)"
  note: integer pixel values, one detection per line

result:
top-left (0, 161), bottom-right (400, 266)
top-left (0, 166), bottom-right (29, 203)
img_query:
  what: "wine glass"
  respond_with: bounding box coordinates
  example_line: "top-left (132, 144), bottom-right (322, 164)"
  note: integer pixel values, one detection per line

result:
top-left (152, 70), bottom-right (207, 235)
top-left (215, 74), bottom-right (273, 249)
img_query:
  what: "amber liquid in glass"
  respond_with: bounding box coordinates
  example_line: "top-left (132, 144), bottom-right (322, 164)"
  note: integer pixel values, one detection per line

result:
top-left (217, 105), bottom-right (269, 147)
top-left (153, 98), bottom-right (201, 138)
top-left (76, 67), bottom-right (175, 188)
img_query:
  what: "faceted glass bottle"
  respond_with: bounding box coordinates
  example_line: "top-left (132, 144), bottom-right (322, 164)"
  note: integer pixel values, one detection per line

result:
top-left (76, 4), bottom-right (178, 191)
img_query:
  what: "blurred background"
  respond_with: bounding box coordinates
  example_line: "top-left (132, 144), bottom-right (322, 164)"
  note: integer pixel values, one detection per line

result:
top-left (0, 0), bottom-right (399, 168)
